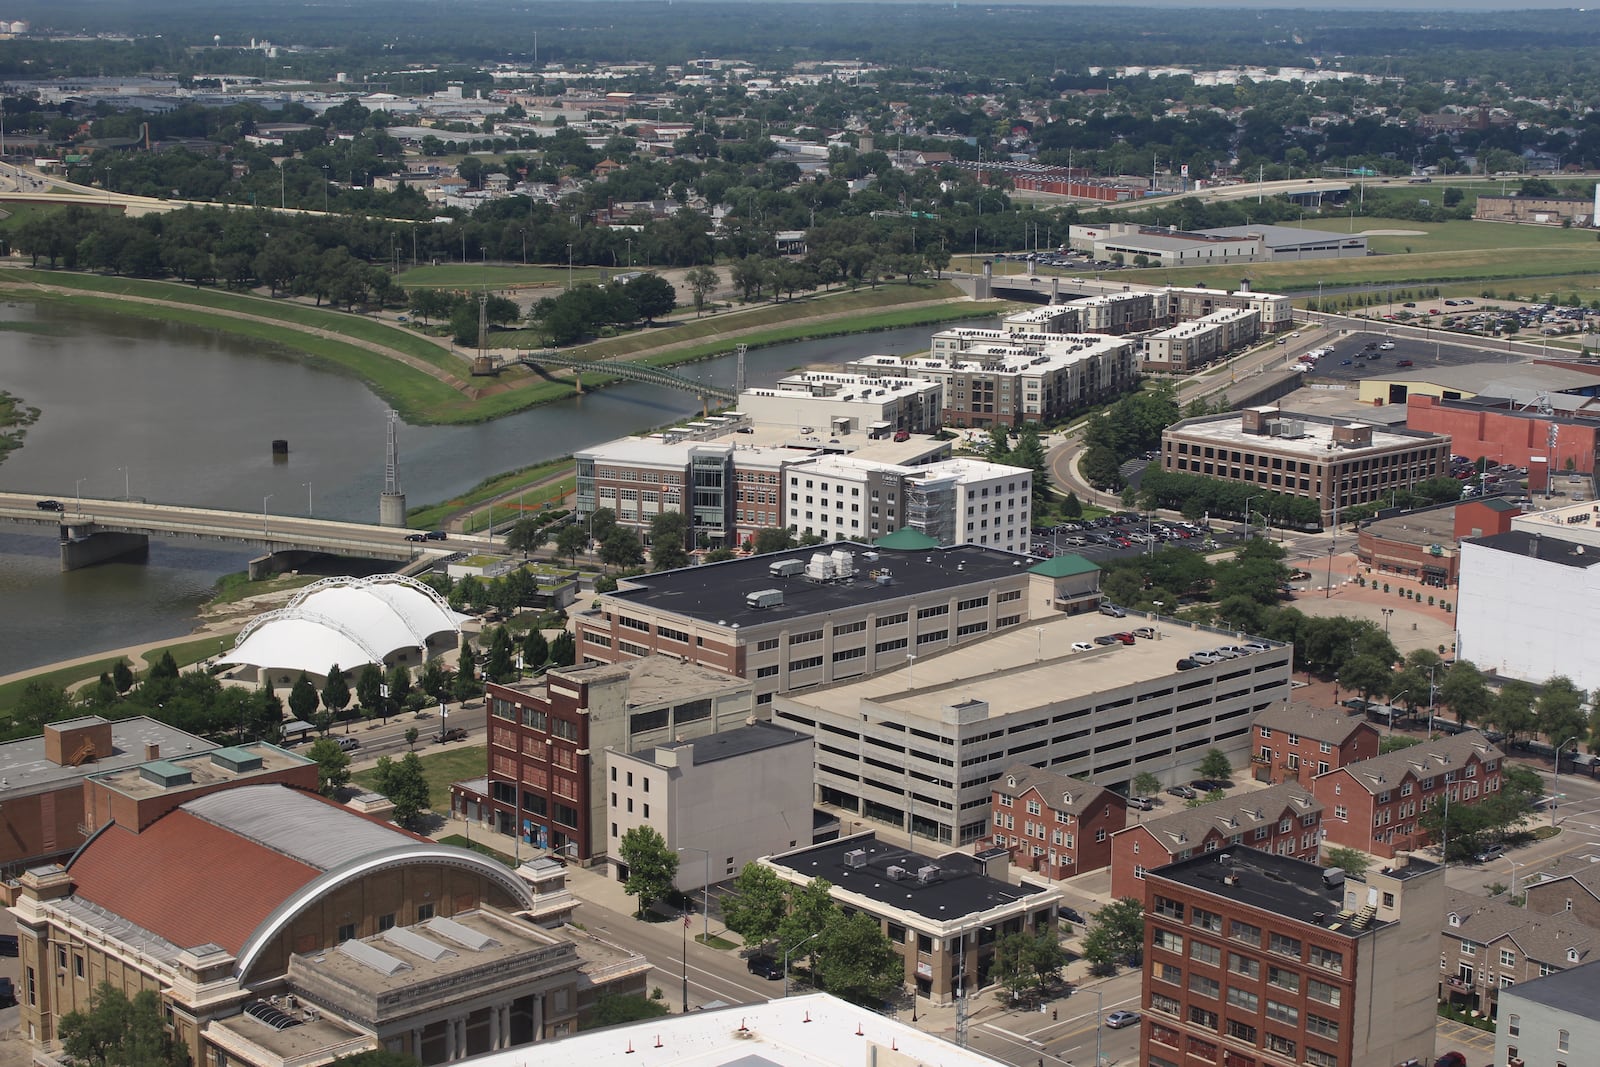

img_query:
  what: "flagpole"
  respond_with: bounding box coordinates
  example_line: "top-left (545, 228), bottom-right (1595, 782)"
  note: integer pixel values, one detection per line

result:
top-left (682, 913), bottom-right (690, 1013)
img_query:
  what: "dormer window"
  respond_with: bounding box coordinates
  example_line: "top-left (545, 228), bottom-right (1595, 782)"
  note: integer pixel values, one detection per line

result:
top-left (1007, 775), bottom-right (1017, 788)
top-left (1448, 912), bottom-right (1461, 928)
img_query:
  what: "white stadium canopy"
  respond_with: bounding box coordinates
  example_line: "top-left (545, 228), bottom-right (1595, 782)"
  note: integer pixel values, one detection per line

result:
top-left (221, 575), bottom-right (470, 677)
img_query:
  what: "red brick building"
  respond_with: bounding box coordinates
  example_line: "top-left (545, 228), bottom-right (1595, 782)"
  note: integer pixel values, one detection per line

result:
top-left (1249, 702), bottom-right (1381, 787)
top-left (1108, 782), bottom-right (1323, 901)
top-left (1311, 731), bottom-right (1504, 859)
top-left (1406, 393), bottom-right (1600, 475)
top-left (984, 765), bottom-right (1126, 880)
top-left (1140, 850), bottom-right (1444, 1067)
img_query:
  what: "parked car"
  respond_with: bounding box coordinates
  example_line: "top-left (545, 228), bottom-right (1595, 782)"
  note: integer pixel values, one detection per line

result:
top-left (893, 430), bottom-right (911, 442)
top-left (1189, 651), bottom-right (1222, 665)
top-left (1094, 634), bottom-right (1120, 646)
top-left (1175, 658), bottom-right (1200, 671)
top-left (435, 727), bottom-right (469, 743)
top-left (1167, 784), bottom-right (1197, 799)
top-left (1105, 1010), bottom-right (1142, 1030)
top-left (1112, 632), bottom-right (1137, 645)
top-left (1433, 1053), bottom-right (1468, 1067)
top-left (1058, 905), bottom-right (1086, 924)
top-left (747, 955), bottom-right (785, 980)
top-left (1127, 796), bottom-right (1155, 811)
top-left (1099, 602), bottom-right (1126, 618)
top-left (1071, 641), bottom-right (1095, 653)
top-left (1190, 779), bottom-right (1228, 793)
top-left (1132, 626), bottom-right (1156, 639)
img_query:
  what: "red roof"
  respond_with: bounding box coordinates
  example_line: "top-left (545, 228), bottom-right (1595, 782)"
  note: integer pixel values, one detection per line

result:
top-left (69, 811), bottom-right (320, 955)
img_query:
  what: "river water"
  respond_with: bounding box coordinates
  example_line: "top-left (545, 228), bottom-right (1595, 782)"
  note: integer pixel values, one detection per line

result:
top-left (0, 302), bottom-right (982, 674)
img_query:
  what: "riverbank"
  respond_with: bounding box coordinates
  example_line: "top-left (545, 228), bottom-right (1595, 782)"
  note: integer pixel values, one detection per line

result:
top-left (0, 389), bottom-right (38, 465)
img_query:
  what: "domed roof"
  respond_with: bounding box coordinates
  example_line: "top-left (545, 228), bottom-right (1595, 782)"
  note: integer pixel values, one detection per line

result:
top-left (221, 575), bottom-right (469, 676)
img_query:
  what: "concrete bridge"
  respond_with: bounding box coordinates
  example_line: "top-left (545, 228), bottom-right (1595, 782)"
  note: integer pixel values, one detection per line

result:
top-left (0, 493), bottom-right (486, 576)
top-left (516, 351), bottom-right (738, 404)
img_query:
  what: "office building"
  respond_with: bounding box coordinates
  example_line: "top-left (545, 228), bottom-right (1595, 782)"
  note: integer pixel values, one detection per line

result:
top-left (9, 783), bottom-right (648, 1067)
top-left (460, 659), bottom-right (753, 863)
top-left (575, 541), bottom-right (1085, 708)
top-left (1494, 959), bottom-right (1600, 1067)
top-left (760, 833), bottom-right (1059, 1005)
top-left (781, 454), bottom-right (1033, 553)
top-left (604, 721), bottom-right (813, 891)
top-left (984, 765), bottom-right (1126, 880)
top-left (1141, 849), bottom-right (1445, 1067)
top-left (1160, 406), bottom-right (1451, 525)
top-left (771, 613), bottom-right (1291, 846)
top-left (1440, 890), bottom-right (1597, 1021)
top-left (1108, 781), bottom-right (1323, 900)
top-left (1249, 702), bottom-right (1381, 787)
top-left (1457, 527), bottom-right (1600, 692)
top-left (848, 332), bottom-right (1137, 428)
top-left (1311, 730), bottom-right (1505, 859)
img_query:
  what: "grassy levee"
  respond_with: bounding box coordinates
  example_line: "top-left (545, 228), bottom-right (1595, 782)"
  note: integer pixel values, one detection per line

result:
top-left (405, 458), bottom-right (575, 530)
top-left (1293, 217), bottom-right (1600, 254)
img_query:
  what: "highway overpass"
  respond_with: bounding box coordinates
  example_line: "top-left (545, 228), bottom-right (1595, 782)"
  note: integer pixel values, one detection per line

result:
top-left (0, 493), bottom-right (489, 575)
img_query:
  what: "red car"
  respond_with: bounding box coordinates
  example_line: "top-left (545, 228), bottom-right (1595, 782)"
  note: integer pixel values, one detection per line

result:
top-left (1112, 632), bottom-right (1137, 645)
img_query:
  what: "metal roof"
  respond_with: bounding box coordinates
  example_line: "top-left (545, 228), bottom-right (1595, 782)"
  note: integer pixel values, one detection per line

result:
top-left (182, 784), bottom-right (417, 871)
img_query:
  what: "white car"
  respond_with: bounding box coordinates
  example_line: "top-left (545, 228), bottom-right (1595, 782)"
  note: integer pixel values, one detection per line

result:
top-left (1071, 641), bottom-right (1095, 653)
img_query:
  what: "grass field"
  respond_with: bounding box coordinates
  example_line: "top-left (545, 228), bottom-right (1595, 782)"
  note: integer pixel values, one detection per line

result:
top-left (352, 742), bottom-right (486, 813)
top-left (406, 457), bottom-right (577, 530)
top-left (1293, 217), bottom-right (1599, 254)
top-left (397, 264), bottom-right (606, 290)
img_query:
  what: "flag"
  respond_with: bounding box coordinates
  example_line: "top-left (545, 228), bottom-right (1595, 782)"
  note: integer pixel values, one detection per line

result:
top-left (684, 915), bottom-right (691, 928)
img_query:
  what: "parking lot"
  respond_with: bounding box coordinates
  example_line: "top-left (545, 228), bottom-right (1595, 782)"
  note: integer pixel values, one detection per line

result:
top-left (1291, 325), bottom-right (1514, 384)
top-left (1029, 513), bottom-right (1246, 563)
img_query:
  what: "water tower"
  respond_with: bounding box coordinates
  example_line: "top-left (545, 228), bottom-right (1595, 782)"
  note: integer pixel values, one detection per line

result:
top-left (379, 410), bottom-right (407, 527)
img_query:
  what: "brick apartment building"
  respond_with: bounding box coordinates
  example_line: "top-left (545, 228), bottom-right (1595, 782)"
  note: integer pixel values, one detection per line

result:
top-left (984, 765), bottom-right (1127, 880)
top-left (1249, 702), bottom-right (1380, 787)
top-left (463, 659), bottom-right (753, 863)
top-left (1311, 731), bottom-right (1505, 859)
top-left (1438, 889), bottom-right (1598, 1020)
top-left (1108, 782), bottom-right (1323, 901)
top-left (1525, 855), bottom-right (1600, 928)
top-left (1140, 850), bottom-right (1444, 1067)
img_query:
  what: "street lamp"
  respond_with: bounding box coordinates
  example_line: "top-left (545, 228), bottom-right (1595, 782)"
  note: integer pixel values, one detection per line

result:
top-left (1089, 987), bottom-right (1104, 1067)
top-left (1552, 735), bottom-right (1581, 826)
top-left (262, 494), bottom-right (273, 538)
top-left (677, 846), bottom-right (710, 946)
top-left (782, 931), bottom-right (822, 999)
top-left (321, 165), bottom-right (329, 212)
top-left (1244, 494), bottom-right (1261, 539)
top-left (75, 476), bottom-right (85, 516)
top-left (115, 466), bottom-right (130, 501)
top-left (1380, 607), bottom-right (1394, 635)
top-left (302, 481), bottom-right (313, 517)
top-left (1387, 690), bottom-right (1409, 734)
top-left (566, 243), bottom-right (574, 292)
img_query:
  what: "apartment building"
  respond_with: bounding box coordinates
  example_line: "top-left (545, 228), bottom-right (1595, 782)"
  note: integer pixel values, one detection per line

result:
top-left (1495, 960), bottom-right (1600, 1067)
top-left (1075, 290), bottom-right (1165, 333)
top-left (1140, 307), bottom-right (1261, 373)
top-left (603, 721), bottom-right (814, 891)
top-left (983, 765), bottom-right (1127, 880)
top-left (1311, 730), bottom-right (1505, 859)
top-left (1160, 406), bottom-right (1451, 525)
top-left (1108, 782), bottom-right (1323, 900)
top-left (574, 541), bottom-right (1072, 708)
top-left (760, 833), bottom-right (1059, 1005)
top-left (771, 613), bottom-right (1291, 847)
top-left (1249, 702), bottom-right (1381, 787)
top-left (737, 371), bottom-right (943, 436)
top-left (1141, 850), bottom-right (1445, 1067)
top-left (1439, 890), bottom-right (1598, 1021)
top-left (1524, 854), bottom-right (1600, 927)
top-left (847, 332), bottom-right (1137, 428)
top-left (462, 659), bottom-right (753, 863)
top-left (1162, 286), bottom-right (1295, 332)
top-left (782, 454), bottom-right (1033, 553)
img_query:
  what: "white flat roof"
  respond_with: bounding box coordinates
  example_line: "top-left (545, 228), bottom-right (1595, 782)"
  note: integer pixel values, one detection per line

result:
top-left (1169, 413), bottom-right (1435, 457)
top-left (864, 334), bottom-right (1128, 375)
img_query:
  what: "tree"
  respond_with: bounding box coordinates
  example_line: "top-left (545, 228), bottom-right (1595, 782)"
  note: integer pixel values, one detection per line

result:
top-left (504, 518), bottom-right (545, 559)
top-left (556, 523), bottom-right (589, 564)
top-left (59, 983), bottom-right (190, 1067)
top-left (1322, 845), bottom-right (1371, 878)
top-left (589, 507), bottom-right (618, 544)
top-left (149, 651), bottom-right (180, 681)
top-left (372, 752), bottom-right (430, 829)
top-left (112, 659), bottom-right (135, 696)
top-left (721, 863), bottom-right (789, 947)
top-left (1082, 898), bottom-right (1144, 976)
top-left (386, 664), bottom-right (412, 712)
top-left (1081, 445), bottom-right (1123, 490)
top-left (356, 662), bottom-right (385, 720)
top-left (307, 737), bottom-right (351, 795)
top-left (618, 825), bottom-right (678, 915)
top-left (404, 726), bottom-right (419, 750)
top-left (1536, 675), bottom-right (1588, 746)
top-left (522, 628), bottom-right (549, 671)
top-left (1061, 492), bottom-right (1083, 519)
top-left (600, 526), bottom-right (644, 571)
top-left (12, 679), bottom-right (71, 733)
top-left (623, 273), bottom-right (676, 323)
top-left (485, 626), bottom-right (515, 683)
top-left (587, 991), bottom-right (669, 1027)
top-left (321, 665), bottom-right (352, 725)
top-left (993, 932), bottom-right (1035, 1003)
top-left (1198, 748), bottom-right (1233, 782)
top-left (1486, 679), bottom-right (1538, 741)
top-left (1440, 660), bottom-right (1491, 725)
top-left (288, 671), bottom-right (320, 723)
top-left (1132, 771), bottom-right (1162, 800)
top-left (817, 910), bottom-right (902, 1005)
top-left (1024, 927), bottom-right (1067, 991)
top-left (549, 631), bottom-right (576, 668)
top-left (752, 527), bottom-right (795, 554)
top-left (685, 265), bottom-right (720, 314)
top-left (777, 876), bottom-right (837, 973)
top-left (1338, 655), bottom-right (1393, 705)
top-left (649, 511), bottom-right (691, 571)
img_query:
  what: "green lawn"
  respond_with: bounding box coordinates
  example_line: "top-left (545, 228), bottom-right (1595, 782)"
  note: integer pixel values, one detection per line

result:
top-left (1291, 217), bottom-right (1600, 254)
top-left (352, 740), bottom-right (486, 812)
top-left (398, 264), bottom-right (606, 290)
top-left (405, 458), bottom-right (575, 529)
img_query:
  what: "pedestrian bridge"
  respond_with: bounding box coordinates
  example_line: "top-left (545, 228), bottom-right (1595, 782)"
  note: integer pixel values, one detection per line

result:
top-left (516, 351), bottom-right (737, 404)
top-left (0, 492), bottom-right (472, 575)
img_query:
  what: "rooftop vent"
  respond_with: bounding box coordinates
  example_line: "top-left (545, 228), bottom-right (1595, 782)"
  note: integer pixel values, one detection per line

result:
top-left (1322, 867), bottom-right (1346, 889)
top-left (844, 848), bottom-right (869, 868)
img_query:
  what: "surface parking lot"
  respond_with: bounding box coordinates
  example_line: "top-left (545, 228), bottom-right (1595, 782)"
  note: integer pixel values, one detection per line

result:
top-left (1292, 326), bottom-right (1512, 384)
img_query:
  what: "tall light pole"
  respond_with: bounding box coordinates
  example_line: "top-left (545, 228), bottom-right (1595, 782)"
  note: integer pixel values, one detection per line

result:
top-left (1552, 735), bottom-right (1581, 826)
top-left (262, 494), bottom-right (273, 539)
top-left (1387, 690), bottom-right (1409, 734)
top-left (321, 165), bottom-right (329, 212)
top-left (116, 466), bottom-right (130, 501)
top-left (566, 242), bottom-right (574, 292)
top-left (302, 481), bottom-right (313, 517)
top-left (1380, 606), bottom-right (1394, 634)
top-left (677, 846), bottom-right (710, 945)
top-left (1244, 494), bottom-right (1261, 540)
top-left (75, 476), bottom-right (85, 517)
top-left (782, 930), bottom-right (821, 998)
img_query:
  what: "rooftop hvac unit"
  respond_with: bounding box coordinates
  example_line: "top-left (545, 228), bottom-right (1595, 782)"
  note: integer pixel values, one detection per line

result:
top-left (916, 864), bottom-right (941, 884)
top-left (746, 588), bottom-right (784, 610)
top-left (887, 865), bottom-right (907, 880)
top-left (831, 549), bottom-right (855, 578)
top-left (804, 552), bottom-right (836, 581)
top-left (844, 849), bottom-right (869, 868)
top-left (1280, 419), bottom-right (1307, 438)
top-left (769, 558), bottom-right (805, 578)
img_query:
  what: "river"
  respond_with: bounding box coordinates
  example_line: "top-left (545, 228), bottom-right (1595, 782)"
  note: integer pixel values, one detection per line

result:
top-left (0, 301), bottom-right (985, 675)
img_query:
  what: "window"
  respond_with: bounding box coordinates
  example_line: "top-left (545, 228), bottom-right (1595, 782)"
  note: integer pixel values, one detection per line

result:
top-left (1228, 952), bottom-right (1259, 980)
top-left (1189, 974), bottom-right (1219, 999)
top-left (378, 913), bottom-right (396, 932)
top-left (1307, 978), bottom-right (1341, 1006)
top-left (1559, 1029), bottom-right (1570, 1052)
top-left (1269, 933), bottom-right (1302, 959)
top-left (73, 954), bottom-right (84, 979)
top-left (1267, 966), bottom-right (1300, 993)
top-left (1153, 930), bottom-right (1184, 954)
top-left (1500, 948), bottom-right (1516, 968)
top-left (1265, 999), bottom-right (1299, 1026)
top-left (1192, 907), bottom-right (1222, 933)
top-left (1306, 1049), bottom-right (1338, 1067)
top-left (1310, 945), bottom-right (1344, 973)
top-left (1190, 941), bottom-right (1221, 966)
top-left (1229, 919), bottom-right (1262, 945)
top-left (1306, 1014), bottom-right (1339, 1040)
top-left (1265, 1034), bottom-right (1296, 1057)
top-left (337, 923), bottom-right (357, 942)
top-left (1150, 992), bottom-right (1180, 1017)
top-left (1460, 940), bottom-right (1476, 956)
top-left (418, 903), bottom-right (435, 922)
top-left (1153, 962), bottom-right (1181, 985)
top-left (1186, 1005), bottom-right (1218, 1031)
top-left (1507, 1014), bottom-right (1520, 1037)
top-left (1225, 1020), bottom-right (1257, 1044)
top-left (1226, 987), bottom-right (1258, 1012)
top-left (1154, 896), bottom-right (1185, 920)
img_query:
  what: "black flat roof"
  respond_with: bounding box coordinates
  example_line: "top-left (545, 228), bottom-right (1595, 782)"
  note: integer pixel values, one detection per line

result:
top-left (767, 833), bottom-right (1054, 923)
top-left (1468, 530), bottom-right (1600, 569)
top-left (607, 542), bottom-right (1035, 629)
top-left (635, 721), bottom-right (809, 767)
top-left (1502, 958), bottom-right (1600, 1015)
top-left (1148, 849), bottom-right (1425, 937)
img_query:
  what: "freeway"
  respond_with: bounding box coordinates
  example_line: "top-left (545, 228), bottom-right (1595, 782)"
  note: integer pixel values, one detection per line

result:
top-left (0, 491), bottom-right (496, 562)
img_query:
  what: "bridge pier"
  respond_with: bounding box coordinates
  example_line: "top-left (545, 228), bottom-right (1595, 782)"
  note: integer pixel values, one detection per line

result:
top-left (249, 549), bottom-right (320, 581)
top-left (60, 528), bottom-right (149, 571)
